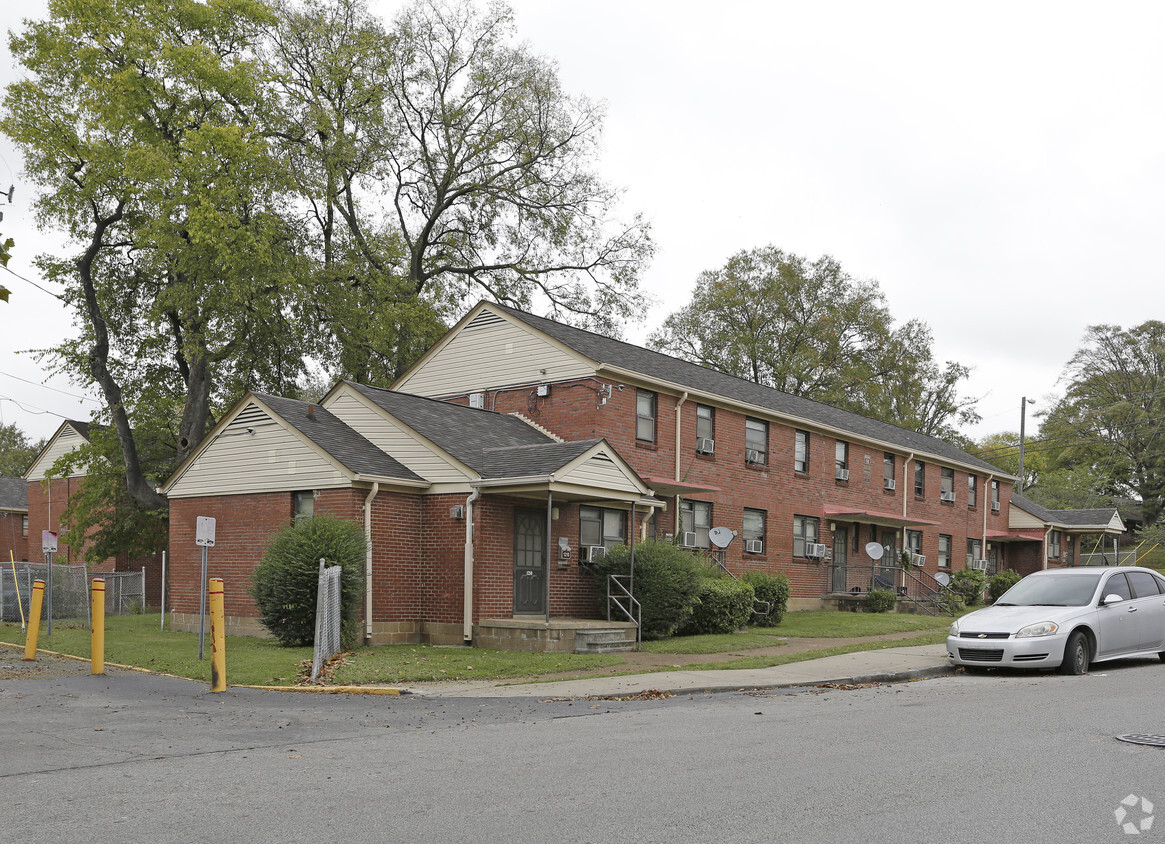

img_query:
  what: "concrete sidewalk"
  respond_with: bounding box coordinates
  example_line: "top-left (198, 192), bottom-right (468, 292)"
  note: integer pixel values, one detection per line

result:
top-left (407, 643), bottom-right (952, 698)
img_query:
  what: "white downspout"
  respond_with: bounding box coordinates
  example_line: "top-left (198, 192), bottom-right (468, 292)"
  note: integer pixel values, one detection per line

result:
top-left (902, 453), bottom-right (914, 519)
top-left (674, 391), bottom-right (689, 536)
top-left (463, 487), bottom-right (481, 643)
top-left (982, 473), bottom-right (993, 561)
top-left (363, 482), bottom-right (379, 644)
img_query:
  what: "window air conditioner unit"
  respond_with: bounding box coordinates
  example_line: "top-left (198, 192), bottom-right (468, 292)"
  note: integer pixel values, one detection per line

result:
top-left (681, 532), bottom-right (698, 548)
top-left (696, 437), bottom-right (715, 455)
top-left (835, 468), bottom-right (850, 481)
top-left (940, 491), bottom-right (956, 503)
top-left (884, 478), bottom-right (896, 491)
top-left (745, 449), bottom-right (763, 464)
top-left (972, 559), bottom-right (989, 571)
top-left (805, 543), bottom-right (827, 559)
top-left (580, 545), bottom-right (606, 565)
top-left (745, 539), bottom-right (764, 554)
top-left (991, 502), bottom-right (1001, 512)
top-left (468, 392), bottom-right (485, 409)
top-left (909, 552), bottom-right (926, 566)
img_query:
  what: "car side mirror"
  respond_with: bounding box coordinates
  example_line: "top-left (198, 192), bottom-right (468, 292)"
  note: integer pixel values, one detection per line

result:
top-left (1102, 594), bottom-right (1124, 606)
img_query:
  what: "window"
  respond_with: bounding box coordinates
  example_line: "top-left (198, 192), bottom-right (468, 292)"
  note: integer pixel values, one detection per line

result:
top-left (743, 508), bottom-right (766, 553)
top-left (914, 460), bottom-right (926, 497)
top-left (835, 441), bottom-right (849, 480)
top-left (883, 453), bottom-right (895, 488)
top-left (966, 538), bottom-right (982, 567)
top-left (905, 529), bottom-right (922, 557)
top-left (696, 404), bottom-right (714, 452)
top-left (991, 480), bottom-right (1000, 510)
top-left (636, 390), bottom-right (656, 442)
top-left (681, 500), bottom-right (712, 549)
top-left (1128, 570), bottom-right (1163, 598)
top-left (1104, 572), bottom-right (1132, 601)
top-left (793, 515), bottom-right (819, 558)
top-left (794, 430), bottom-right (810, 473)
top-left (968, 475), bottom-right (978, 508)
top-left (938, 534), bottom-right (951, 568)
top-left (940, 467), bottom-right (954, 500)
top-left (293, 490), bottom-right (315, 519)
top-left (580, 506), bottom-right (626, 549)
top-left (1048, 530), bottom-right (1061, 560)
top-left (1063, 535), bottom-right (1073, 564)
top-left (745, 418), bottom-right (768, 464)
top-left (22, 514), bottom-right (28, 538)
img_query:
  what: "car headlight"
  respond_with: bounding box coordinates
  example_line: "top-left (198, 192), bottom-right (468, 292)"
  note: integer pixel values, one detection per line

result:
top-left (949, 619), bottom-right (960, 636)
top-left (1015, 621), bottom-right (1059, 638)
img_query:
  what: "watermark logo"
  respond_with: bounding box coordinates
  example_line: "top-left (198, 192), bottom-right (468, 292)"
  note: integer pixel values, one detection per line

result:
top-left (1115, 794), bottom-right (1155, 835)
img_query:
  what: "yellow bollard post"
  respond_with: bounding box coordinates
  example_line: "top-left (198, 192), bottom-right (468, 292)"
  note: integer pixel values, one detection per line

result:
top-left (208, 577), bottom-right (226, 692)
top-left (23, 579), bottom-right (44, 661)
top-left (91, 578), bottom-right (105, 675)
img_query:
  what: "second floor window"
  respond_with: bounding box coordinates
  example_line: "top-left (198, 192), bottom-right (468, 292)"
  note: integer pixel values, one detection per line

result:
top-left (795, 430), bottom-right (810, 473)
top-left (745, 418), bottom-right (768, 464)
top-left (991, 480), bottom-right (1001, 510)
top-left (914, 460), bottom-right (926, 497)
top-left (636, 390), bottom-right (656, 442)
top-left (941, 467), bottom-right (955, 500)
top-left (884, 453), bottom-right (895, 488)
top-left (696, 404), bottom-right (714, 452)
top-left (835, 441), bottom-right (849, 480)
top-left (968, 475), bottom-right (978, 507)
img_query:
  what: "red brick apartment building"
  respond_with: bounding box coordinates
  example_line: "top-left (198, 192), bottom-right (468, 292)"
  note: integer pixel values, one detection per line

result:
top-left (0, 477), bottom-right (28, 563)
top-left (163, 301), bottom-right (1125, 651)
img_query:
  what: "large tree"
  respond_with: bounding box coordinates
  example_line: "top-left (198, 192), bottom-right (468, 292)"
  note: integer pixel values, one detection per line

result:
top-left (0, 422), bottom-right (44, 477)
top-left (649, 246), bottom-right (979, 439)
top-left (1038, 321), bottom-right (1165, 525)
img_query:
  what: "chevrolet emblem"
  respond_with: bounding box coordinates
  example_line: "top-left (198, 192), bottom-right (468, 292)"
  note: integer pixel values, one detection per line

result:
top-left (977, 634), bottom-right (987, 639)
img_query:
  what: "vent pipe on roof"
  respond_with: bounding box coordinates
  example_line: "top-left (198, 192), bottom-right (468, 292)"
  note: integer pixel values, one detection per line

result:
top-left (308, 405), bottom-right (316, 419)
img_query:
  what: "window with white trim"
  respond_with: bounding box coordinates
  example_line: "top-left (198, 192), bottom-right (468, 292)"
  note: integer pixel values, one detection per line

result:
top-left (742, 508), bottom-right (765, 553)
top-left (745, 418), bottom-right (768, 464)
top-left (794, 430), bottom-right (809, 473)
top-left (968, 475), bottom-right (978, 508)
top-left (835, 441), bottom-right (849, 479)
top-left (580, 506), bottom-right (626, 549)
top-left (696, 404), bottom-right (714, 449)
top-left (966, 538), bottom-right (982, 567)
top-left (940, 467), bottom-right (954, 499)
top-left (681, 500), bottom-right (712, 549)
top-left (914, 460), bottom-right (926, 497)
top-left (938, 534), bottom-right (951, 568)
top-left (793, 515), bottom-right (819, 558)
top-left (884, 453), bottom-right (895, 487)
top-left (636, 390), bottom-right (656, 443)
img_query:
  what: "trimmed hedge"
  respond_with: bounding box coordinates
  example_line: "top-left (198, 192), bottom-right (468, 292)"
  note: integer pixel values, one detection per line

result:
top-left (682, 577), bottom-right (755, 635)
top-left (742, 571), bottom-right (790, 626)
top-left (988, 569), bottom-right (1022, 602)
top-left (867, 588), bottom-right (896, 613)
top-left (250, 514), bottom-right (367, 648)
top-left (590, 540), bottom-right (704, 640)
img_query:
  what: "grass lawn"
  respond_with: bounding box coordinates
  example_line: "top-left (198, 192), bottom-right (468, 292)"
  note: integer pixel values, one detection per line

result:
top-left (0, 613), bottom-right (622, 685)
top-left (640, 609), bottom-right (956, 655)
top-left (678, 632), bottom-right (948, 671)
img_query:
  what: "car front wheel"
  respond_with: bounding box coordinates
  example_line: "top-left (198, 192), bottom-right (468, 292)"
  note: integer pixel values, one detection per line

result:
top-left (1059, 630), bottom-right (1090, 675)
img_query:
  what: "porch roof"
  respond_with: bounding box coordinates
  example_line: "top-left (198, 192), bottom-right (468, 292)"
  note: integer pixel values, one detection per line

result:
top-left (822, 504), bottom-right (941, 529)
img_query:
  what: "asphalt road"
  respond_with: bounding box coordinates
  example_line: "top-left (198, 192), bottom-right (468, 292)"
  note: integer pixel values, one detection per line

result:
top-left (2, 653), bottom-right (1163, 843)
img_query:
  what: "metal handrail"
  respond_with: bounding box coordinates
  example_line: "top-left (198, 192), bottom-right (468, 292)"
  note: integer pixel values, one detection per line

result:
top-left (607, 574), bottom-right (642, 648)
top-left (825, 563), bottom-right (964, 615)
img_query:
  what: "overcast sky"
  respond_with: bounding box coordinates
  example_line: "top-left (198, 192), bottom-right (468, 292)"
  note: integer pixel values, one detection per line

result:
top-left (2, 0), bottom-right (1162, 447)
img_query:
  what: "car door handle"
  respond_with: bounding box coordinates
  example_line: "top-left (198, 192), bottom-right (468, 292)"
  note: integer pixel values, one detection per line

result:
top-left (1127, 606), bottom-right (1138, 613)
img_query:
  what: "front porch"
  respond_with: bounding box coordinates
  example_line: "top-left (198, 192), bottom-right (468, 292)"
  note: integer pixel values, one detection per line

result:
top-left (474, 617), bottom-right (639, 654)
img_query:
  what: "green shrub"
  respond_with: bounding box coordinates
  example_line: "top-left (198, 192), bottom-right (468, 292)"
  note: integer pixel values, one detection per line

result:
top-left (590, 540), bottom-right (704, 640)
top-left (742, 571), bottom-right (790, 626)
top-left (988, 569), bottom-right (1022, 602)
top-left (949, 568), bottom-right (987, 607)
top-left (250, 514), bottom-right (367, 648)
top-left (682, 577), bottom-right (755, 635)
top-left (867, 588), bottom-right (896, 613)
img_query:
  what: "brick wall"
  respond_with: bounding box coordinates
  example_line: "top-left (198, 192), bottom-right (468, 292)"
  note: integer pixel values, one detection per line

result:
top-left (0, 511), bottom-right (27, 562)
top-left (484, 381), bottom-right (1020, 604)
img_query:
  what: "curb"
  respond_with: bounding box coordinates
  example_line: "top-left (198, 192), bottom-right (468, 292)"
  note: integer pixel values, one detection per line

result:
top-left (601, 664), bottom-right (956, 697)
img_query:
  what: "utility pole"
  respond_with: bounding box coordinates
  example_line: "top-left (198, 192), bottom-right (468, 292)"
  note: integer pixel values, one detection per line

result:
top-left (1017, 397), bottom-right (1035, 493)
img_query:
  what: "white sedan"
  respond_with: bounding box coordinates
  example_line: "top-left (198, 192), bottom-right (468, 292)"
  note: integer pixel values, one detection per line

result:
top-left (947, 566), bottom-right (1165, 674)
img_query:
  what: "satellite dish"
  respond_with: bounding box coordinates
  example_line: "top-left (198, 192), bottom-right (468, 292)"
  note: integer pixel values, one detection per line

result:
top-left (708, 526), bottom-right (737, 548)
top-left (865, 541), bottom-right (884, 561)
top-left (935, 572), bottom-right (950, 587)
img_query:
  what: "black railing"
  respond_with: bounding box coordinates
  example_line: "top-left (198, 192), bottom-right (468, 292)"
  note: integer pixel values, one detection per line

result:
top-left (826, 564), bottom-right (963, 616)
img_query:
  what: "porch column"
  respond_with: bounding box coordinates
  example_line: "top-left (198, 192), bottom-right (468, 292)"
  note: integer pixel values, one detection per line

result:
top-left (545, 492), bottom-right (553, 625)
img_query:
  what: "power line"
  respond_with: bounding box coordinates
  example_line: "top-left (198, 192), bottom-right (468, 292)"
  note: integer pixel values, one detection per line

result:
top-left (0, 395), bottom-right (71, 418)
top-left (0, 370), bottom-right (98, 403)
top-left (0, 264), bottom-right (65, 301)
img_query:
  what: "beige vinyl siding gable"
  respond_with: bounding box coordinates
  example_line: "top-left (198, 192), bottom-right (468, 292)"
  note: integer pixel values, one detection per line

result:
top-left (323, 390), bottom-right (473, 484)
top-left (25, 425), bottom-right (89, 481)
top-left (395, 307), bottom-right (594, 398)
top-left (556, 448), bottom-right (647, 497)
top-left (166, 402), bottom-right (349, 498)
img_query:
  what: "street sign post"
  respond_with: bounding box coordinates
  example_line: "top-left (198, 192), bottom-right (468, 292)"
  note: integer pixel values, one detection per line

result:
top-left (195, 517), bottom-right (216, 660)
top-left (42, 530), bottom-right (57, 634)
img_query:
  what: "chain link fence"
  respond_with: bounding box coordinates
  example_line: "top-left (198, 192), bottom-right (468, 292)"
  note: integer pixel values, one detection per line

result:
top-left (311, 560), bottom-right (342, 683)
top-left (0, 562), bottom-right (145, 624)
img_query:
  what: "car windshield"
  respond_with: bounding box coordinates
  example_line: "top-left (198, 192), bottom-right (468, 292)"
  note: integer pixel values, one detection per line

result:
top-left (995, 573), bottom-right (1103, 607)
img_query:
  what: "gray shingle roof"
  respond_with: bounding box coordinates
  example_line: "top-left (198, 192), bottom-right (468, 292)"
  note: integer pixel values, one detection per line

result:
top-left (343, 382), bottom-right (555, 473)
top-left (476, 439), bottom-right (604, 479)
top-left (254, 393), bottom-right (426, 484)
top-left (1011, 493), bottom-right (1120, 529)
top-left (492, 303), bottom-right (1008, 476)
top-left (0, 477), bottom-right (27, 510)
